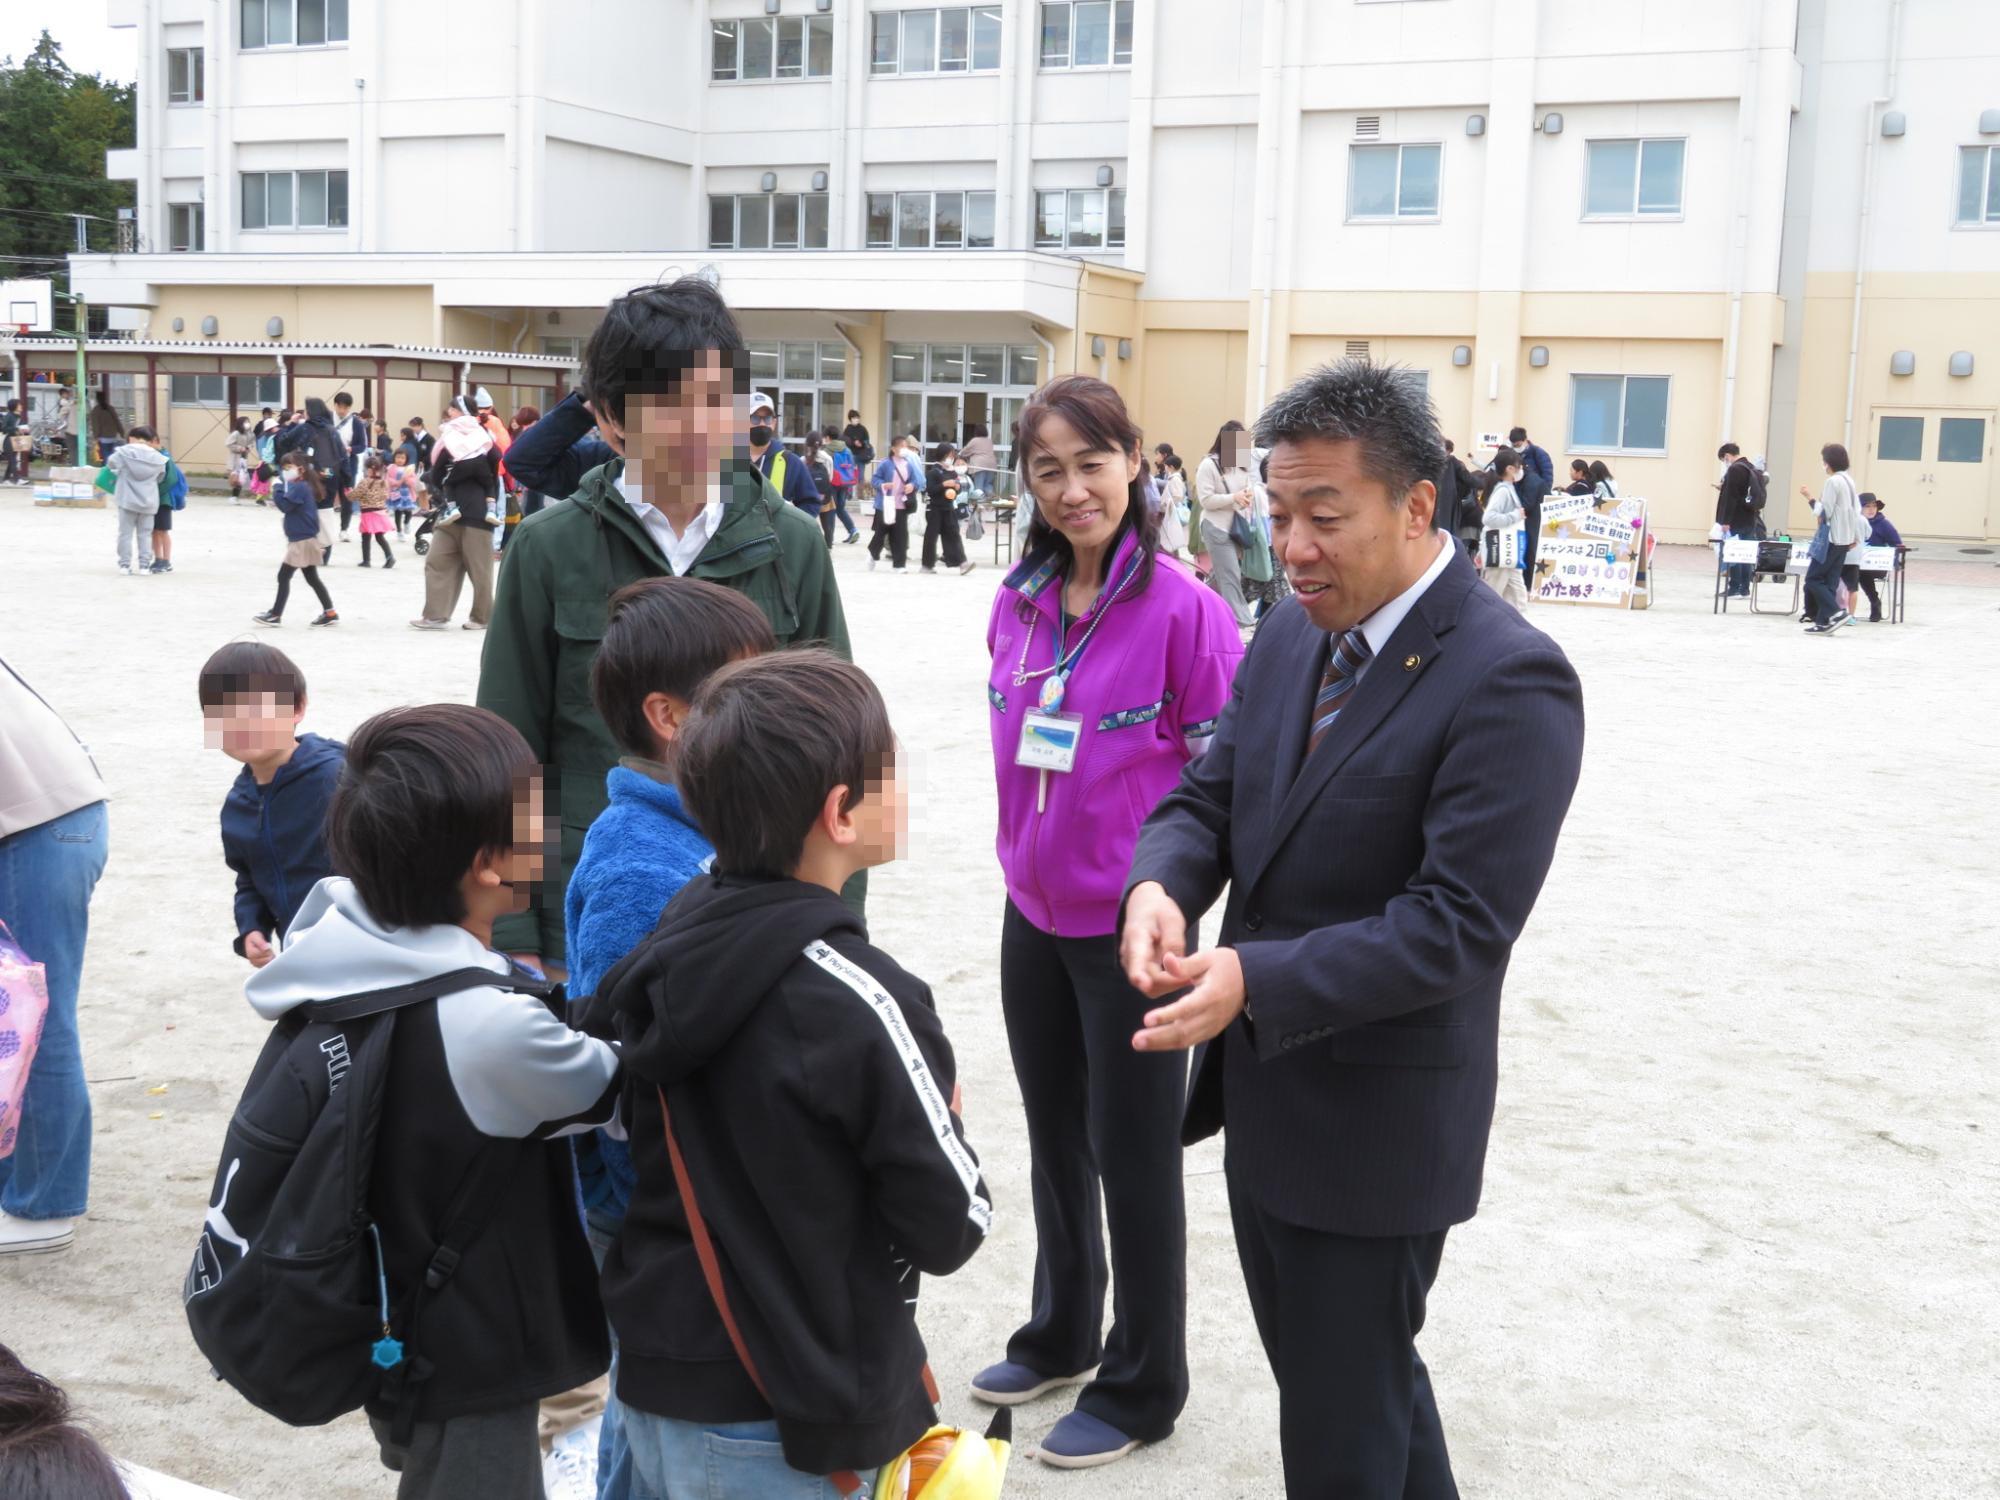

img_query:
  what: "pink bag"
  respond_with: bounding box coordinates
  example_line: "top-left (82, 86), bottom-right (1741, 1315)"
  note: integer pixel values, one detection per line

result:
top-left (0, 919), bottom-right (53, 1160)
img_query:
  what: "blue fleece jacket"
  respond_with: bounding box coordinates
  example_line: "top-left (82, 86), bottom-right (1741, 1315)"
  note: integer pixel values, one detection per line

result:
top-left (564, 763), bottom-right (715, 1214)
top-left (219, 732), bottom-right (344, 955)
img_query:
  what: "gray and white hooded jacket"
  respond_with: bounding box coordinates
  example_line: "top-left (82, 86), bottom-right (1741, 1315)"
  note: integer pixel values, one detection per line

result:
top-left (245, 877), bottom-right (621, 1421)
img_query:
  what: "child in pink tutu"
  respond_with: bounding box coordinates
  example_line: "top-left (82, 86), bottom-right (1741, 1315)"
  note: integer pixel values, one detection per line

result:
top-left (351, 453), bottom-right (396, 569)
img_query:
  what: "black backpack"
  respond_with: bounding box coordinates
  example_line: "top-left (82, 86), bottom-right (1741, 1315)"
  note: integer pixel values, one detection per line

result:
top-left (184, 965), bottom-right (556, 1437)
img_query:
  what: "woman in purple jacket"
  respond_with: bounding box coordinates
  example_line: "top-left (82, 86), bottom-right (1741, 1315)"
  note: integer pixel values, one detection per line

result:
top-left (976, 375), bottom-right (1243, 1469)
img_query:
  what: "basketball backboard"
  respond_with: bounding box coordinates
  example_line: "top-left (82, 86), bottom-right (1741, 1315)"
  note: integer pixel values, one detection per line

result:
top-left (1, 278), bottom-right (54, 333)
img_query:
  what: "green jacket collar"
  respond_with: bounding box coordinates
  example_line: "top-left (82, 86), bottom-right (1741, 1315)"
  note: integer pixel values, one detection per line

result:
top-left (571, 457), bottom-right (784, 579)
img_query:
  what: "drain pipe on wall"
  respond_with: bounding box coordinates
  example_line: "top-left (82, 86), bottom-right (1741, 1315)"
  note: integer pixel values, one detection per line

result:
top-left (1250, 0), bottom-right (1288, 416)
top-left (1843, 0), bottom-right (1904, 448)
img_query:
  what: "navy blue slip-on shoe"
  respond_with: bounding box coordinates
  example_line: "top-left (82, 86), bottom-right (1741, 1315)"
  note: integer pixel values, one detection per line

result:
top-left (1034, 1410), bottom-right (1141, 1469)
top-left (968, 1360), bottom-right (1099, 1406)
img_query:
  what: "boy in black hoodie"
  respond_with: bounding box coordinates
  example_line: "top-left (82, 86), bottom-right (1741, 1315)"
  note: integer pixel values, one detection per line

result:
top-left (591, 650), bottom-right (990, 1495)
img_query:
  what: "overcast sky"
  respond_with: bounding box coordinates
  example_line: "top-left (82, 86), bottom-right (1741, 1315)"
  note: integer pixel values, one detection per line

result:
top-left (3, 4), bottom-right (138, 84)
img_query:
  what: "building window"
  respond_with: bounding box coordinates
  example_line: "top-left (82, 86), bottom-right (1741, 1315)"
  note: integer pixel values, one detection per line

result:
top-left (171, 373), bottom-right (284, 406)
top-left (886, 342), bottom-right (1042, 486)
top-left (871, 7), bottom-right (1002, 75)
top-left (1938, 416), bottom-right (1987, 464)
top-left (240, 0), bottom-right (349, 49)
top-left (1956, 146), bottom-right (2000, 226)
top-left (167, 47), bottom-right (204, 103)
top-left (167, 202), bottom-right (205, 252)
top-left (541, 336), bottom-right (582, 361)
top-left (240, 170), bottom-right (349, 230)
top-left (1570, 374), bottom-right (1670, 454)
top-left (1348, 143), bottom-right (1441, 220)
top-left (864, 191), bottom-right (996, 249)
top-left (712, 15), bottom-right (833, 81)
top-left (709, 193), bottom-right (831, 250)
top-left (1877, 415), bottom-right (1922, 462)
top-left (1584, 138), bottom-right (1684, 218)
top-left (746, 341), bottom-right (848, 446)
top-left (1034, 188), bottom-right (1126, 251)
top-left (1039, 1), bottom-right (1132, 69)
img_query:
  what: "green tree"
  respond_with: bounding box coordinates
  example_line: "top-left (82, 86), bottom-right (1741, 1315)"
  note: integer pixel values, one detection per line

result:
top-left (0, 32), bottom-right (136, 326)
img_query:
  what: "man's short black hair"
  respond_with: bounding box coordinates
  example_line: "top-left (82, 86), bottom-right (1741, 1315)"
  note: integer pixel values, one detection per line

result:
top-left (333, 392), bottom-right (352, 408)
top-left (1254, 359), bottom-right (1449, 527)
top-left (578, 276), bottom-right (746, 427)
top-left (327, 704), bottom-right (540, 929)
top-left (675, 651), bottom-right (894, 879)
top-left (591, 578), bottom-right (778, 759)
top-left (1508, 426), bottom-right (1528, 445)
top-left (1718, 442), bottom-right (1741, 460)
top-left (198, 641), bottom-right (308, 710)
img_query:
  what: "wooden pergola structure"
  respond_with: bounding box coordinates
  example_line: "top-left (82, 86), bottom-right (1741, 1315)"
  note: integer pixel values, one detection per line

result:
top-left (3, 336), bottom-right (577, 432)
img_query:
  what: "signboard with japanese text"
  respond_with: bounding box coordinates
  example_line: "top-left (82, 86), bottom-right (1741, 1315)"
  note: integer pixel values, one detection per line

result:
top-left (1532, 494), bottom-right (1648, 608)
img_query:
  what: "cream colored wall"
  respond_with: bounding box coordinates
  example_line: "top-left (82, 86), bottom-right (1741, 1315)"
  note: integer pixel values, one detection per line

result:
top-left (145, 285), bottom-right (439, 345)
top-left (1787, 270), bottom-right (2000, 540)
top-left (1135, 324), bottom-right (1251, 457)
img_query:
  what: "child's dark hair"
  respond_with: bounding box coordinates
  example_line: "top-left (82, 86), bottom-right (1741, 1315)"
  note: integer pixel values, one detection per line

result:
top-left (198, 640), bottom-right (308, 710)
top-left (591, 578), bottom-right (778, 760)
top-left (279, 453), bottom-right (325, 502)
top-left (363, 451), bottom-right (385, 475)
top-left (579, 276), bottom-right (746, 426)
top-left (676, 650), bottom-right (894, 878)
top-left (125, 424), bottom-right (158, 442)
top-left (327, 704), bottom-right (541, 928)
top-left (0, 1344), bottom-right (129, 1499)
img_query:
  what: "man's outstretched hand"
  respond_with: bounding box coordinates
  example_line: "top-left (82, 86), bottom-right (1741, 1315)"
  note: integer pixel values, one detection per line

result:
top-left (1120, 881), bottom-right (1188, 998)
top-left (1132, 948), bottom-right (1245, 1053)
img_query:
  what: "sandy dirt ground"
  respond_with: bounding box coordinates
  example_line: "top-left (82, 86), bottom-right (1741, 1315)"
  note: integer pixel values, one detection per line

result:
top-left (2, 488), bottom-right (1996, 1499)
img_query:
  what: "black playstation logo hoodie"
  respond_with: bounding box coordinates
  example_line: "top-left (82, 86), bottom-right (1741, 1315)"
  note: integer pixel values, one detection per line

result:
top-left (589, 872), bottom-right (991, 1478)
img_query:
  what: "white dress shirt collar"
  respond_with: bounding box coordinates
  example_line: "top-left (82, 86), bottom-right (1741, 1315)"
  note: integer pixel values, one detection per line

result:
top-left (616, 468), bottom-right (727, 576)
top-left (1354, 530), bottom-right (1456, 665)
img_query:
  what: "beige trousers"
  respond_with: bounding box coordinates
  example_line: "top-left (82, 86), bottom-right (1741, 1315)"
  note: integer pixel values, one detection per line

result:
top-left (421, 521), bottom-right (495, 625)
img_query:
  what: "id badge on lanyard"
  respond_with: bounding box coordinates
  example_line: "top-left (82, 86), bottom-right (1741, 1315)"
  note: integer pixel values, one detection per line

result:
top-left (1016, 709), bottom-right (1082, 774)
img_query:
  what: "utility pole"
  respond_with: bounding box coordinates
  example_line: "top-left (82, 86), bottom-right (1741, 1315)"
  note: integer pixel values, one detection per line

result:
top-left (72, 215), bottom-right (89, 253)
top-left (58, 291), bottom-right (88, 462)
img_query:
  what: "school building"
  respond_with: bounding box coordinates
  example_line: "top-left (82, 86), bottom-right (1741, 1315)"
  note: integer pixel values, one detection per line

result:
top-left (49, 0), bottom-right (2000, 541)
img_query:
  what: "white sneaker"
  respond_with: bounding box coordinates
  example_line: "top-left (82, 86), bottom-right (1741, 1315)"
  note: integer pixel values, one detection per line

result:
top-left (869, 559), bottom-right (878, 571)
top-left (0, 1211), bottom-right (76, 1256)
top-left (541, 1415), bottom-right (600, 1500)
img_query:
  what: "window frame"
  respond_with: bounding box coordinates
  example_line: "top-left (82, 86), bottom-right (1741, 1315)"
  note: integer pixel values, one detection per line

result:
top-left (1038, 0), bottom-right (1133, 70)
top-left (711, 15), bottom-right (832, 83)
top-left (1876, 415), bottom-right (1924, 463)
top-left (1032, 187), bottom-right (1127, 251)
top-left (872, 7), bottom-right (1003, 77)
top-left (239, 0), bottom-right (349, 51)
top-left (864, 190), bottom-right (998, 250)
top-left (1345, 141), bottom-right (1443, 222)
top-left (707, 192), bottom-right (831, 251)
top-left (1955, 145), bottom-right (2000, 228)
top-left (239, 169), bottom-right (349, 232)
top-left (1581, 136), bottom-right (1686, 221)
top-left (1567, 373), bottom-right (1672, 456)
top-left (167, 47), bottom-right (205, 104)
top-left (167, 201), bottom-right (205, 252)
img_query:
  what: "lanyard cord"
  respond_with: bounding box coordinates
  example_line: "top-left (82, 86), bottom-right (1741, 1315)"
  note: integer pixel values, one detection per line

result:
top-left (1013, 552), bottom-right (1140, 687)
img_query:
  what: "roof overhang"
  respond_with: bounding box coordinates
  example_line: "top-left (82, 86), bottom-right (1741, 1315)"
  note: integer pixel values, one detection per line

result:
top-left (4, 337), bottom-right (574, 388)
top-left (65, 250), bottom-right (1089, 330)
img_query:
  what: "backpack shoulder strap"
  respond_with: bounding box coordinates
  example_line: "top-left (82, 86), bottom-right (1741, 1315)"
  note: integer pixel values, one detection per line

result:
top-left (308, 966), bottom-right (553, 1024)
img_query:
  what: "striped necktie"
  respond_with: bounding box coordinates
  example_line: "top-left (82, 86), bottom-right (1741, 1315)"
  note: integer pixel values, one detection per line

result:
top-left (1308, 628), bottom-right (1373, 755)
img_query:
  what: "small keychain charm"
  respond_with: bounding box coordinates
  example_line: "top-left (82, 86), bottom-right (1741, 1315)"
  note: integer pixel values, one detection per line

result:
top-left (1039, 673), bottom-right (1067, 713)
top-left (372, 1331), bottom-right (405, 1370)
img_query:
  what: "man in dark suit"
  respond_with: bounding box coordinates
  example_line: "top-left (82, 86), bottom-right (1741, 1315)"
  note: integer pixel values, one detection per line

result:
top-left (1120, 361), bottom-right (1585, 1497)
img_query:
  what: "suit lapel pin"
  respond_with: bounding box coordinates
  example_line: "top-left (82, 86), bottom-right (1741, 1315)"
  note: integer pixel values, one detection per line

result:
top-left (1403, 654), bottom-right (1422, 671)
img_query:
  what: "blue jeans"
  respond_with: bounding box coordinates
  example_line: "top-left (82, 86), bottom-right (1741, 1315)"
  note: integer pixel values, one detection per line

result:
top-left (586, 1207), bottom-right (660, 1500)
top-left (1727, 522), bottom-right (1758, 596)
top-left (617, 1405), bottom-right (868, 1500)
top-left (0, 800), bottom-right (109, 1220)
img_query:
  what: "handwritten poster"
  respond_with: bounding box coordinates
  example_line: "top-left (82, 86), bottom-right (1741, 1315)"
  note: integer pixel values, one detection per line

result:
top-left (1532, 495), bottom-right (1647, 608)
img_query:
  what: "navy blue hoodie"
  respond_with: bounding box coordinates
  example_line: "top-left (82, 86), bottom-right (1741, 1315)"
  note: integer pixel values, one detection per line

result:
top-left (219, 732), bottom-right (344, 955)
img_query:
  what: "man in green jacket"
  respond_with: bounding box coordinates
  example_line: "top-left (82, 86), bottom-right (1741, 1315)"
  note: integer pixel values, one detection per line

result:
top-left (477, 277), bottom-right (849, 972)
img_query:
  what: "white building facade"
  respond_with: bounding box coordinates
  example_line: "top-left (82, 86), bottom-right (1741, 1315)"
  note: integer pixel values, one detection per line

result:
top-left (67, 0), bottom-right (2000, 540)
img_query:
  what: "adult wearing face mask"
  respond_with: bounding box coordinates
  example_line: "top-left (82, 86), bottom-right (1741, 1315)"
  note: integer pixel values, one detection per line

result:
top-left (922, 442), bottom-right (978, 576)
top-left (746, 392), bottom-right (821, 516)
top-left (869, 435), bottom-right (921, 572)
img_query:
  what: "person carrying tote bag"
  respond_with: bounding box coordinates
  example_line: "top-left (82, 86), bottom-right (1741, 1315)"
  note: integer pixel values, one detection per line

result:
top-left (1195, 420), bottom-right (1255, 628)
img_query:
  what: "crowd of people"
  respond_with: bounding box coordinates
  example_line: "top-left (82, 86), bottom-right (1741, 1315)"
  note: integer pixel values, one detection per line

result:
top-left (6, 277), bottom-right (1602, 1500)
